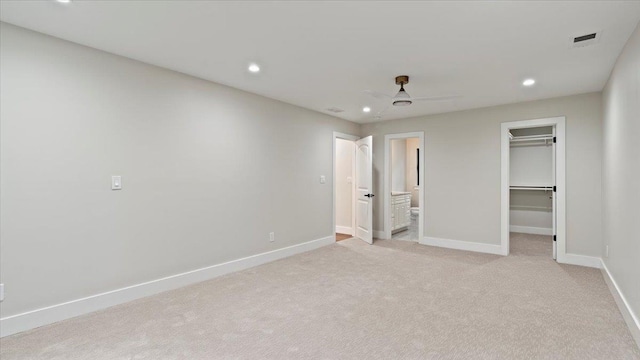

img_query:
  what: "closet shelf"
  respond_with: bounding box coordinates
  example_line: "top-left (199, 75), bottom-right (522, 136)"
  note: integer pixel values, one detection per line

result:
top-left (510, 205), bottom-right (552, 211)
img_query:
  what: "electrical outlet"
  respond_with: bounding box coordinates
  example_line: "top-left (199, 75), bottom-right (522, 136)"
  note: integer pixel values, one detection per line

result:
top-left (0, 284), bottom-right (4, 302)
top-left (605, 245), bottom-right (609, 258)
top-left (269, 232), bottom-right (275, 242)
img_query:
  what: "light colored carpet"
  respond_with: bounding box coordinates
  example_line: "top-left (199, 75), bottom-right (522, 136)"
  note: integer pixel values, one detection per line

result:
top-left (2, 233), bottom-right (638, 359)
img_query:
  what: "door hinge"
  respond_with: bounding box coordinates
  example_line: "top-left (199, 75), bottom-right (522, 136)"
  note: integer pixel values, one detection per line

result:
top-left (553, 186), bottom-right (556, 192)
top-left (553, 137), bottom-right (556, 143)
top-left (553, 235), bottom-right (557, 242)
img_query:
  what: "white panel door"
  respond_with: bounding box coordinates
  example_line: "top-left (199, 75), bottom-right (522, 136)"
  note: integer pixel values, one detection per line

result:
top-left (355, 136), bottom-right (373, 244)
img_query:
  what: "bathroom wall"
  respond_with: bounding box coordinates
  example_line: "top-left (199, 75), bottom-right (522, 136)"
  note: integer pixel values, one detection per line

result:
top-left (390, 139), bottom-right (406, 192)
top-left (335, 138), bottom-right (354, 234)
top-left (405, 138), bottom-right (420, 207)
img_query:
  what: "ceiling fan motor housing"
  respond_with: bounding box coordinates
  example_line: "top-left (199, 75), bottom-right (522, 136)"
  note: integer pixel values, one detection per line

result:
top-left (395, 75), bottom-right (409, 85)
top-left (393, 75), bottom-right (412, 106)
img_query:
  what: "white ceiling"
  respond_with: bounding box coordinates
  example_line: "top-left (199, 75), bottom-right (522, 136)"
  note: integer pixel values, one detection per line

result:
top-left (1, 1), bottom-right (639, 123)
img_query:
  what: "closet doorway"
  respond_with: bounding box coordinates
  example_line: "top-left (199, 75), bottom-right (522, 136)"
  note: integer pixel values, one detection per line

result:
top-left (384, 132), bottom-right (425, 242)
top-left (501, 117), bottom-right (566, 261)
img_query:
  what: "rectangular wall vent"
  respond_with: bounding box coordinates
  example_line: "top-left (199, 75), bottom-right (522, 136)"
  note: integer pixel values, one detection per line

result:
top-left (326, 107), bottom-right (344, 113)
top-left (574, 33), bottom-right (597, 43)
top-left (570, 31), bottom-right (601, 48)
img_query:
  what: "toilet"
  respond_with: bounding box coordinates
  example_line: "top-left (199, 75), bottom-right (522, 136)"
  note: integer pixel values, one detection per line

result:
top-left (410, 207), bottom-right (419, 218)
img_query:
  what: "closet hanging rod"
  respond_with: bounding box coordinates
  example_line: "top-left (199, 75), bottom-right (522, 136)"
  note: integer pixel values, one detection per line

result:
top-left (510, 135), bottom-right (553, 143)
top-left (510, 186), bottom-right (553, 191)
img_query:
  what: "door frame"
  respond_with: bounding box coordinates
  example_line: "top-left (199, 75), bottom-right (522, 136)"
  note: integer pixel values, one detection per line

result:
top-left (333, 132), bottom-right (359, 242)
top-left (384, 132), bottom-right (425, 241)
top-left (500, 116), bottom-right (566, 259)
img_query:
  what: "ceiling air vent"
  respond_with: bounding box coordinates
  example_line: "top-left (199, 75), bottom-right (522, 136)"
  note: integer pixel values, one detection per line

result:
top-left (570, 31), bottom-right (601, 48)
top-left (326, 107), bottom-right (344, 113)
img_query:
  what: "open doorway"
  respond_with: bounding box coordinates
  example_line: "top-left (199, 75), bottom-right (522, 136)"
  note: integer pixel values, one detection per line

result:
top-left (509, 126), bottom-right (556, 257)
top-left (333, 132), bottom-right (374, 245)
top-left (384, 132), bottom-right (425, 242)
top-left (335, 137), bottom-right (355, 241)
top-left (501, 117), bottom-right (566, 261)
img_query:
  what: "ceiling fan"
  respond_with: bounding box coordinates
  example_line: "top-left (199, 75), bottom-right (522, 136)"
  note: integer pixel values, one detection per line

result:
top-left (364, 75), bottom-right (460, 118)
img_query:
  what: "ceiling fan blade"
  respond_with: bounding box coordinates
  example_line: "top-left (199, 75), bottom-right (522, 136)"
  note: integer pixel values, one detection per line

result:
top-left (364, 90), bottom-right (392, 99)
top-left (412, 95), bottom-right (461, 101)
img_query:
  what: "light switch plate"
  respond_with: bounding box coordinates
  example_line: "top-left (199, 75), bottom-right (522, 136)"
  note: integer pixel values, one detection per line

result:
top-left (111, 176), bottom-right (122, 190)
top-left (320, 175), bottom-right (326, 184)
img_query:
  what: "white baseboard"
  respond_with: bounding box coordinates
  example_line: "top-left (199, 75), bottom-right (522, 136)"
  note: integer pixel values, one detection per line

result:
top-left (558, 253), bottom-right (602, 268)
top-left (420, 236), bottom-right (504, 255)
top-left (373, 230), bottom-right (386, 239)
top-left (335, 225), bottom-right (353, 236)
top-left (600, 259), bottom-right (640, 348)
top-left (509, 225), bottom-right (553, 236)
top-left (0, 235), bottom-right (335, 338)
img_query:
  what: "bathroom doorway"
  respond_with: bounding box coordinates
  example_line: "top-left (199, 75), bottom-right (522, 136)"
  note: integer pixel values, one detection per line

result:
top-left (384, 132), bottom-right (425, 242)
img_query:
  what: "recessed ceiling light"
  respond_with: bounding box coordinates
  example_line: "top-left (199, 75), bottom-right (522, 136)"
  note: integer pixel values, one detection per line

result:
top-left (523, 79), bottom-right (536, 86)
top-left (56, 0), bottom-right (71, 3)
top-left (362, 106), bottom-right (371, 113)
top-left (248, 64), bottom-right (260, 73)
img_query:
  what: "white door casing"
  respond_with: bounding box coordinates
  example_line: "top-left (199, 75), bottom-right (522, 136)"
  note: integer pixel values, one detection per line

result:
top-left (501, 116), bottom-right (566, 260)
top-left (355, 136), bottom-right (373, 244)
top-left (552, 126), bottom-right (557, 260)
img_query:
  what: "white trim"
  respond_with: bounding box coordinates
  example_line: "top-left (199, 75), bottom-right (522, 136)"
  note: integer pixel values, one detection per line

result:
top-left (560, 254), bottom-right (602, 268)
top-left (383, 132), bottom-right (425, 242)
top-left (335, 225), bottom-right (353, 235)
top-left (509, 225), bottom-right (553, 236)
top-left (0, 235), bottom-right (334, 338)
top-left (420, 236), bottom-right (503, 255)
top-left (501, 117), bottom-right (566, 259)
top-left (600, 259), bottom-right (640, 348)
top-left (373, 230), bottom-right (386, 239)
top-left (332, 132), bottom-right (359, 243)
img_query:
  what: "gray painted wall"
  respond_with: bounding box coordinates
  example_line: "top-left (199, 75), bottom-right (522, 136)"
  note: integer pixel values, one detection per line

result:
top-left (0, 23), bottom-right (359, 318)
top-left (361, 92), bottom-right (603, 256)
top-left (390, 139), bottom-right (407, 192)
top-left (602, 22), bottom-right (640, 330)
top-left (405, 138), bottom-right (420, 207)
top-left (0, 20), bottom-right (619, 328)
